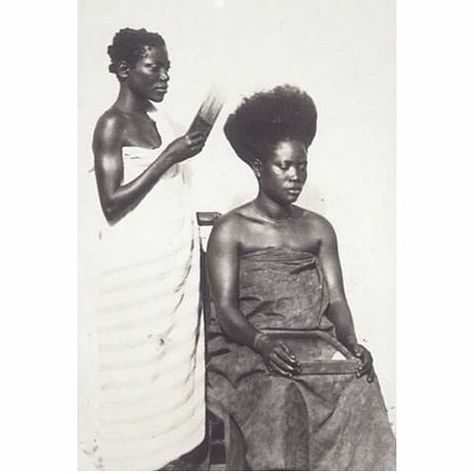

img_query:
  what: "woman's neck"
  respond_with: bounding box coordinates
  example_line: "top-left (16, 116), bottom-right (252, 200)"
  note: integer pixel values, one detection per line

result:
top-left (114, 84), bottom-right (153, 114)
top-left (254, 193), bottom-right (292, 222)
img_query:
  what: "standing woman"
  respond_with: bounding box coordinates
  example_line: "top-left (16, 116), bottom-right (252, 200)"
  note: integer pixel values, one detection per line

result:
top-left (92, 28), bottom-right (207, 470)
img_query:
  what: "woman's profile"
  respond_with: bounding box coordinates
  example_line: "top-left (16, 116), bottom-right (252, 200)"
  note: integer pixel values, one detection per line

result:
top-left (207, 85), bottom-right (396, 470)
top-left (92, 28), bottom-right (209, 470)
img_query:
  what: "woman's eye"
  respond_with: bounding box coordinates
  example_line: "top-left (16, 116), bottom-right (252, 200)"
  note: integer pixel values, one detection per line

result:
top-left (150, 65), bottom-right (170, 74)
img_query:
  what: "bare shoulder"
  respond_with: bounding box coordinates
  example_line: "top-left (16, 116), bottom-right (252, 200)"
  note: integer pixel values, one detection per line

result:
top-left (93, 107), bottom-right (126, 148)
top-left (295, 206), bottom-right (337, 240)
top-left (209, 202), bottom-right (253, 245)
top-left (95, 107), bottom-right (127, 131)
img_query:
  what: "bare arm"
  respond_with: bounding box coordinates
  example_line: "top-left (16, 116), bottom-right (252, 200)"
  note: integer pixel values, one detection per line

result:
top-left (318, 218), bottom-right (374, 381)
top-left (207, 219), bottom-right (258, 348)
top-left (318, 219), bottom-right (358, 351)
top-left (93, 113), bottom-right (205, 224)
top-left (207, 218), bottom-right (300, 376)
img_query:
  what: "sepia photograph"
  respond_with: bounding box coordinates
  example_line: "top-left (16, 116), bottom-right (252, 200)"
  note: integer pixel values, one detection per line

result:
top-left (78, 0), bottom-right (396, 470)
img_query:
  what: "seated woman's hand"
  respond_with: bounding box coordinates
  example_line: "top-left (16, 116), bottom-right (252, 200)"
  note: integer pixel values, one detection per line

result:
top-left (351, 344), bottom-right (375, 383)
top-left (253, 334), bottom-right (301, 377)
top-left (164, 131), bottom-right (206, 163)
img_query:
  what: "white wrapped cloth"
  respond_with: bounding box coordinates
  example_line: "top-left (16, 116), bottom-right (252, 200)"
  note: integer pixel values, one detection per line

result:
top-left (92, 109), bottom-right (205, 470)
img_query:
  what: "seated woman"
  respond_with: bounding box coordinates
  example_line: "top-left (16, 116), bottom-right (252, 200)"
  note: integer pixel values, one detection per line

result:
top-left (206, 85), bottom-right (396, 470)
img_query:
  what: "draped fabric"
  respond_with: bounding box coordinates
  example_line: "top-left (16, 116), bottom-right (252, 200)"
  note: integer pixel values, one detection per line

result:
top-left (207, 247), bottom-right (396, 470)
top-left (93, 110), bottom-right (205, 470)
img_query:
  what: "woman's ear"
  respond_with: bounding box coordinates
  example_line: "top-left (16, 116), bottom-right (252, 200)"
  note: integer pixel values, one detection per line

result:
top-left (251, 158), bottom-right (262, 179)
top-left (117, 61), bottom-right (130, 80)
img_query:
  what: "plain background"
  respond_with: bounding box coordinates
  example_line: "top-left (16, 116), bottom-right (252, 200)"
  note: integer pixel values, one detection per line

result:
top-left (79, 2), bottom-right (395, 466)
top-left (1, 0), bottom-right (474, 472)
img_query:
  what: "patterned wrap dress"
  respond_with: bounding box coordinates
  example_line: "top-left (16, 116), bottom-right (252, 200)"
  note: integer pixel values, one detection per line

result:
top-left (207, 247), bottom-right (396, 470)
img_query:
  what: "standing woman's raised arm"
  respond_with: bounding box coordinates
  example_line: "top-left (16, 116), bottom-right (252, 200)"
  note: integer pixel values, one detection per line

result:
top-left (93, 111), bottom-right (205, 224)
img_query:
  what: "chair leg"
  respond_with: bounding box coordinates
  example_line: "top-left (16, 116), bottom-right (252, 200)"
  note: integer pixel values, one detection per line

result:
top-left (208, 405), bottom-right (246, 470)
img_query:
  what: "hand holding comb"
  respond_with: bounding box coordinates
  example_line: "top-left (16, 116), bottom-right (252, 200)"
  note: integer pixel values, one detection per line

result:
top-left (187, 87), bottom-right (225, 140)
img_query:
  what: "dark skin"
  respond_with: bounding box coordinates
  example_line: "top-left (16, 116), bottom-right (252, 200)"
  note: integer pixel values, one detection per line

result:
top-left (93, 44), bottom-right (206, 224)
top-left (207, 139), bottom-right (375, 381)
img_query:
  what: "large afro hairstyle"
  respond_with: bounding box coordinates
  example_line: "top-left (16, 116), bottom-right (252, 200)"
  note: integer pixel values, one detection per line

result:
top-left (224, 85), bottom-right (317, 164)
top-left (107, 28), bottom-right (165, 75)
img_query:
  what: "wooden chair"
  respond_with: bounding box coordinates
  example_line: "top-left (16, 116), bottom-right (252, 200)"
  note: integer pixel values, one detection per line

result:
top-left (197, 212), bottom-right (246, 471)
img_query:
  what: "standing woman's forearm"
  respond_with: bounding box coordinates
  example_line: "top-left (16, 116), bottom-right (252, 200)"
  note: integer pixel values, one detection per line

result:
top-left (96, 148), bottom-right (177, 223)
top-left (95, 131), bottom-right (205, 224)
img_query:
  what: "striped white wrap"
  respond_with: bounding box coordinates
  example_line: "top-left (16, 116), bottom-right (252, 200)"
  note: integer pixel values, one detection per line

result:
top-left (94, 111), bottom-right (205, 470)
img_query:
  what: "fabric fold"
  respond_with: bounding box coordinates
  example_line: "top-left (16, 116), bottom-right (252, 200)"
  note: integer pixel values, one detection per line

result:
top-left (207, 247), bottom-right (395, 470)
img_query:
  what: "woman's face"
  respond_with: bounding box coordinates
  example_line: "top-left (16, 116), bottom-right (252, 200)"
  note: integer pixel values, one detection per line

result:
top-left (126, 45), bottom-right (170, 102)
top-left (257, 139), bottom-right (308, 205)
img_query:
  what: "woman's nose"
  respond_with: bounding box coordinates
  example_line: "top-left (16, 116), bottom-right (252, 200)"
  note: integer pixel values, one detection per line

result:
top-left (287, 168), bottom-right (299, 180)
top-left (159, 69), bottom-right (169, 81)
